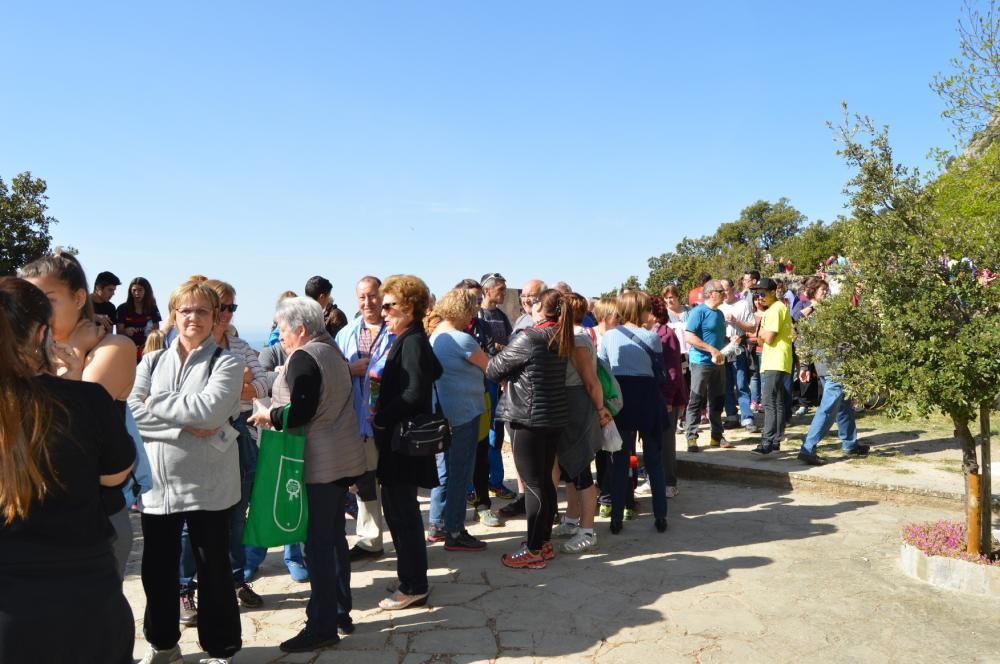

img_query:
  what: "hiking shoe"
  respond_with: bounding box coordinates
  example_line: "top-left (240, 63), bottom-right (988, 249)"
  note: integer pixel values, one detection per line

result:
top-left (279, 628), bottom-right (340, 653)
top-left (560, 531), bottom-right (597, 554)
top-left (501, 546), bottom-right (546, 569)
top-left (237, 582), bottom-right (263, 608)
top-left (444, 530), bottom-right (487, 552)
top-left (624, 508), bottom-right (637, 521)
top-left (750, 445), bottom-right (773, 457)
top-left (711, 437), bottom-right (735, 449)
top-left (665, 486), bottom-right (679, 498)
top-left (475, 508), bottom-right (503, 527)
top-left (687, 438), bottom-right (701, 453)
top-left (179, 591), bottom-right (197, 626)
top-left (519, 540), bottom-right (555, 561)
top-left (844, 444), bottom-right (871, 457)
top-left (489, 483), bottom-right (517, 500)
top-left (426, 524), bottom-right (447, 543)
top-left (797, 452), bottom-right (826, 466)
top-left (551, 521), bottom-right (580, 538)
top-left (598, 504), bottom-right (612, 518)
top-left (140, 645), bottom-right (183, 664)
top-left (498, 496), bottom-right (526, 518)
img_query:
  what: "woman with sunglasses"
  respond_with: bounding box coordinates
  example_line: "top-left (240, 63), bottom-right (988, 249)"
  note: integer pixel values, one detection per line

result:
top-left (176, 279), bottom-right (269, 618)
top-left (369, 275), bottom-right (442, 609)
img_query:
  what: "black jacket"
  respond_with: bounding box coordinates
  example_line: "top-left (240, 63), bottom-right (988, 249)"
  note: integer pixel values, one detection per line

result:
top-left (373, 321), bottom-right (443, 488)
top-left (486, 326), bottom-right (568, 429)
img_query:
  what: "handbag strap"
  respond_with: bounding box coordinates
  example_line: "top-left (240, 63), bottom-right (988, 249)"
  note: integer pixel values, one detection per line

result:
top-left (618, 326), bottom-right (660, 367)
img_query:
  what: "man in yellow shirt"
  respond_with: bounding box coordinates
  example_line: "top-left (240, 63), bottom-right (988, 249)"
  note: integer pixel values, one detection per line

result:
top-left (751, 278), bottom-right (793, 456)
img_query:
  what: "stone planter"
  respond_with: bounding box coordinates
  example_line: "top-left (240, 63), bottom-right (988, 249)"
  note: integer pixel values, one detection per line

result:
top-left (900, 543), bottom-right (1000, 596)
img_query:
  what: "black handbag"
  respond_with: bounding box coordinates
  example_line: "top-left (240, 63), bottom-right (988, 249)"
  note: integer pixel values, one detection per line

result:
top-left (390, 386), bottom-right (452, 457)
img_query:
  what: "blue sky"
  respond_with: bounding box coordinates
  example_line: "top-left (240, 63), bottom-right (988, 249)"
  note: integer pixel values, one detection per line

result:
top-left (1, 1), bottom-right (963, 342)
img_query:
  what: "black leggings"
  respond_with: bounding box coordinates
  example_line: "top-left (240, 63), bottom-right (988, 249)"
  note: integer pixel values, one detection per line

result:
top-left (472, 435), bottom-right (491, 510)
top-left (510, 424), bottom-right (558, 551)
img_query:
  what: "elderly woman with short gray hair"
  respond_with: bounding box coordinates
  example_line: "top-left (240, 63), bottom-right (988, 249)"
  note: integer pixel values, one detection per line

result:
top-left (249, 296), bottom-right (366, 654)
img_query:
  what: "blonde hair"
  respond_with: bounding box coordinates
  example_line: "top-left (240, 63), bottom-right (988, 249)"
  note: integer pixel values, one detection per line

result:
top-left (143, 329), bottom-right (166, 354)
top-left (424, 288), bottom-right (478, 333)
top-left (276, 290), bottom-right (297, 306)
top-left (167, 281), bottom-right (221, 326)
top-left (203, 279), bottom-right (236, 302)
top-left (593, 297), bottom-right (620, 324)
top-left (617, 291), bottom-right (651, 326)
top-left (381, 275), bottom-right (431, 320)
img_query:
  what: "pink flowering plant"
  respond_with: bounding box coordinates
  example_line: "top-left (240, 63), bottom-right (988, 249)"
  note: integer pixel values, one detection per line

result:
top-left (902, 520), bottom-right (999, 566)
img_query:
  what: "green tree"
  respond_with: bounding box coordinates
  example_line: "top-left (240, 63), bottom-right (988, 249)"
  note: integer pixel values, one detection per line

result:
top-left (0, 172), bottom-right (59, 275)
top-left (645, 198), bottom-right (806, 294)
top-left (931, 0), bottom-right (1000, 144)
top-left (798, 111), bottom-right (1000, 551)
top-left (601, 275), bottom-right (643, 297)
top-left (772, 218), bottom-right (848, 276)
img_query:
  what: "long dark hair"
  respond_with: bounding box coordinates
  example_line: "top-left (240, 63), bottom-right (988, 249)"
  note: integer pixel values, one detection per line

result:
top-left (0, 278), bottom-right (60, 524)
top-left (127, 277), bottom-right (157, 315)
top-left (537, 289), bottom-right (574, 358)
top-left (20, 252), bottom-right (95, 324)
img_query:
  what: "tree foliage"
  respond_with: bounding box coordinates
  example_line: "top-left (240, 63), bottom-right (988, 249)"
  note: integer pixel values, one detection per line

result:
top-left (797, 109), bottom-right (1000, 475)
top-left (931, 0), bottom-right (1000, 147)
top-left (645, 198), bottom-right (829, 295)
top-left (0, 172), bottom-right (59, 276)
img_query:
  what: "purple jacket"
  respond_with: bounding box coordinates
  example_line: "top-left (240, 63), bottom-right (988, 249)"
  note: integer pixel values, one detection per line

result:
top-left (657, 324), bottom-right (688, 409)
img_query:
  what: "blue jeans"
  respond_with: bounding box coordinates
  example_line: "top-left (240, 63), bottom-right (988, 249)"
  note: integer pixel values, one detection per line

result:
top-left (486, 381), bottom-right (505, 487)
top-left (801, 377), bottom-right (858, 454)
top-left (613, 428), bottom-right (667, 522)
top-left (750, 352), bottom-right (762, 403)
top-left (733, 353), bottom-right (753, 422)
top-left (429, 417), bottom-right (480, 533)
top-left (243, 543), bottom-right (305, 577)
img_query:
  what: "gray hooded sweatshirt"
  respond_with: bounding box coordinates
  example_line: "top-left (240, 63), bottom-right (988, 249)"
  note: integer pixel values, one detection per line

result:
top-left (128, 338), bottom-right (244, 514)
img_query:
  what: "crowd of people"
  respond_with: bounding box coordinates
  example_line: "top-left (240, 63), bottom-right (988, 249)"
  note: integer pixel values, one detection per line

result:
top-left (2, 253), bottom-right (880, 663)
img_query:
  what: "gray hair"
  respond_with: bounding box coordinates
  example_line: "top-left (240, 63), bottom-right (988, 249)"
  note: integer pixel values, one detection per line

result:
top-left (702, 279), bottom-right (724, 299)
top-left (275, 297), bottom-right (326, 337)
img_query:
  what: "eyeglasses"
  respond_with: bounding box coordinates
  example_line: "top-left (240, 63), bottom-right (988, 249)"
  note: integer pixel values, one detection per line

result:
top-left (177, 307), bottom-right (212, 318)
top-left (220, 303), bottom-right (238, 313)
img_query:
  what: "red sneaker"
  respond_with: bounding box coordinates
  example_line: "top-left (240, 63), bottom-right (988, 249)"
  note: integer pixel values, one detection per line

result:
top-left (522, 540), bottom-right (555, 561)
top-left (501, 546), bottom-right (546, 569)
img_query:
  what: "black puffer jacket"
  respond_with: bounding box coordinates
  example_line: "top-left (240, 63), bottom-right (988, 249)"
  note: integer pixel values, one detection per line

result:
top-left (486, 326), bottom-right (568, 429)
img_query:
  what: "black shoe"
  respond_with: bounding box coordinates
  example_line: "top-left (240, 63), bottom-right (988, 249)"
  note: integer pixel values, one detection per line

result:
top-left (179, 591), bottom-right (197, 626)
top-left (349, 544), bottom-right (385, 562)
top-left (610, 520), bottom-right (623, 534)
top-left (444, 530), bottom-right (487, 552)
top-left (280, 628), bottom-right (340, 653)
top-left (750, 445), bottom-right (772, 457)
top-left (337, 616), bottom-right (355, 635)
top-left (498, 496), bottom-right (526, 518)
top-left (844, 444), bottom-right (871, 457)
top-left (655, 518), bottom-right (668, 533)
top-left (237, 582), bottom-right (263, 608)
top-left (797, 452), bottom-right (826, 466)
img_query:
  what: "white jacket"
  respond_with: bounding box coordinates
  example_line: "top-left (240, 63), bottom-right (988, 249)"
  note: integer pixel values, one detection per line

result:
top-left (128, 339), bottom-right (244, 514)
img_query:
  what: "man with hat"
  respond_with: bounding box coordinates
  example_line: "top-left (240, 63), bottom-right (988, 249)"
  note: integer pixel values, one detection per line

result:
top-left (751, 278), bottom-right (794, 456)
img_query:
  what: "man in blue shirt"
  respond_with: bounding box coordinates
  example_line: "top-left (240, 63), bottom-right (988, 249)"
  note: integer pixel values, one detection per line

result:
top-left (684, 280), bottom-right (729, 451)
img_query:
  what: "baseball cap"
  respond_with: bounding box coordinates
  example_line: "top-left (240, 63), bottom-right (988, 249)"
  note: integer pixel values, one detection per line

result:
top-left (755, 277), bottom-right (779, 291)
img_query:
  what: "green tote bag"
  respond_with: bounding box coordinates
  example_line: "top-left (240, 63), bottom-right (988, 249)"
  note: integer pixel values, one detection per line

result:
top-left (243, 406), bottom-right (309, 547)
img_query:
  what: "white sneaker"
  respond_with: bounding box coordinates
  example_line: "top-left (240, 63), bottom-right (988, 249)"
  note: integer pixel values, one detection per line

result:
top-left (634, 481), bottom-right (652, 496)
top-left (665, 486), bottom-right (679, 498)
top-left (551, 521), bottom-right (580, 538)
top-left (140, 645), bottom-right (183, 664)
top-left (560, 531), bottom-right (597, 554)
top-left (200, 659), bottom-right (232, 664)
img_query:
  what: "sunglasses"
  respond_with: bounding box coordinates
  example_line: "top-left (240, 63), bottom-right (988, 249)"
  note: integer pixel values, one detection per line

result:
top-left (381, 302), bottom-right (397, 311)
top-left (220, 303), bottom-right (239, 313)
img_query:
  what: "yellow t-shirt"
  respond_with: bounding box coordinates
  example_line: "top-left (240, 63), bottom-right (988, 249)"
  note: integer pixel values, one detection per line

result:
top-left (760, 300), bottom-right (793, 373)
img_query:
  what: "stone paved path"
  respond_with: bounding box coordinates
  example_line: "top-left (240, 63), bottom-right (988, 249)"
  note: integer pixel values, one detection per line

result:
top-left (124, 479), bottom-right (1000, 663)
